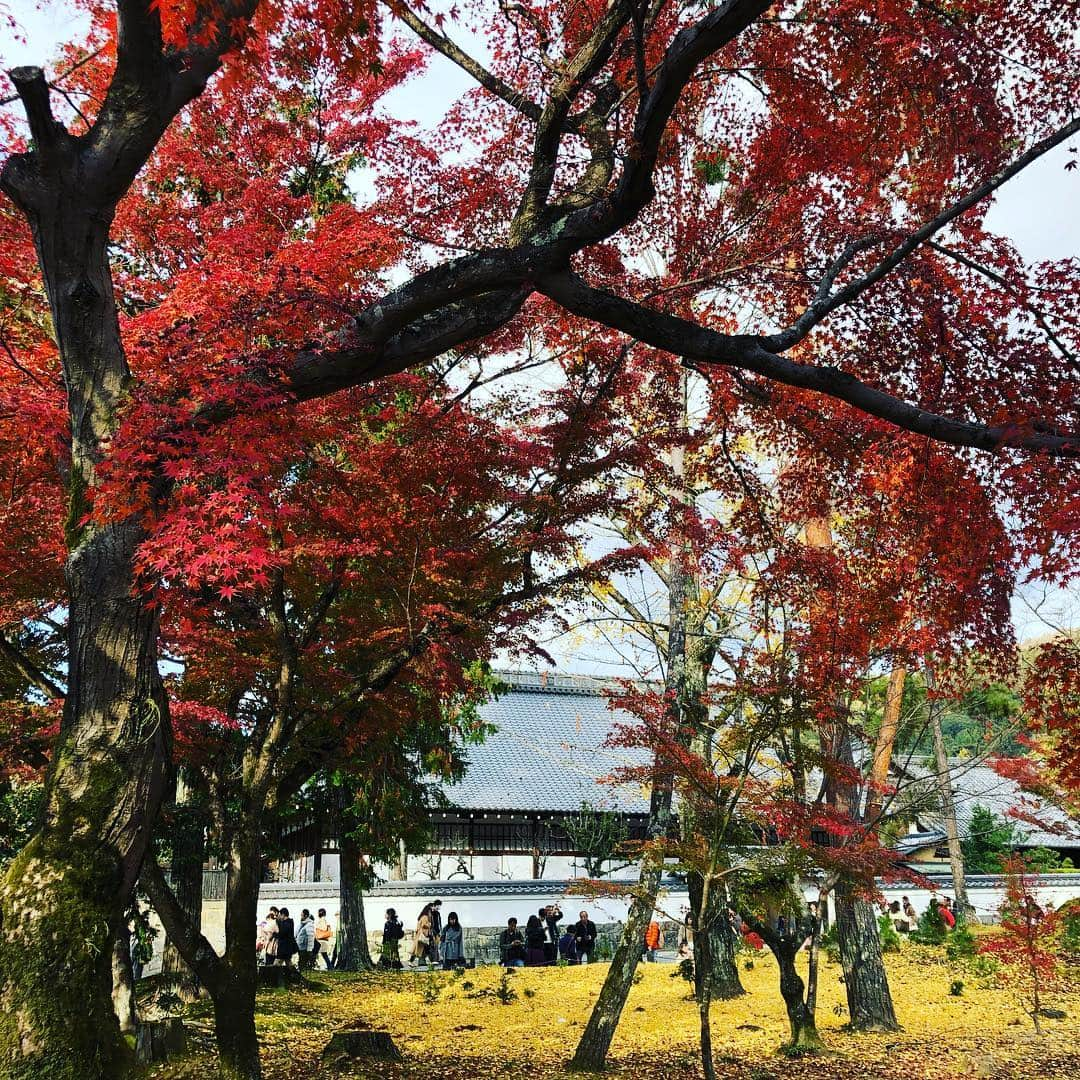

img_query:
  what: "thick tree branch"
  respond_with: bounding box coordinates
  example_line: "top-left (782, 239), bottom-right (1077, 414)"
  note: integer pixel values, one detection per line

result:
top-left (539, 270), bottom-right (1080, 456)
top-left (140, 852), bottom-right (224, 990)
top-left (0, 632), bottom-right (65, 700)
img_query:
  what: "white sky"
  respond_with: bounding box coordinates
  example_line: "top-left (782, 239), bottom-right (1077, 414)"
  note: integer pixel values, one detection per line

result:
top-left (3, 1), bottom-right (1077, 663)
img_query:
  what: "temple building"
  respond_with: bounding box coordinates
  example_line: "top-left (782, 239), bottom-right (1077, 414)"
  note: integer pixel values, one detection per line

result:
top-left (273, 670), bottom-right (1080, 884)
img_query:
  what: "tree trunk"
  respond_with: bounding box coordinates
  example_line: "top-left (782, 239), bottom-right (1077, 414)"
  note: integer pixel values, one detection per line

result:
top-left (142, 828), bottom-right (263, 1080)
top-left (774, 941), bottom-right (823, 1051)
top-left (865, 667), bottom-right (906, 825)
top-left (212, 830), bottom-right (263, 1080)
top-left (111, 924), bottom-right (137, 1039)
top-left (833, 883), bottom-right (899, 1032)
top-left (687, 872), bottom-right (744, 999)
top-left (570, 508), bottom-right (690, 1072)
top-left (927, 667), bottom-right (970, 913)
top-left (568, 862), bottom-right (661, 1072)
top-left (0, 518), bottom-right (168, 1079)
top-left (693, 873), bottom-right (716, 1080)
top-left (0, 119), bottom-right (171, 1077)
top-left (161, 773), bottom-right (205, 1000)
top-left (336, 834), bottom-right (373, 971)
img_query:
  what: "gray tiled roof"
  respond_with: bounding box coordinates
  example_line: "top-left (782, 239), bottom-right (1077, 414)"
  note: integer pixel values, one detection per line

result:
top-left (443, 672), bottom-right (652, 814)
top-left (912, 760), bottom-right (1079, 849)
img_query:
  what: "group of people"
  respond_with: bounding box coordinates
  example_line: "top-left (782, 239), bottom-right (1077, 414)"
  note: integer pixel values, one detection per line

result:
top-left (257, 906), bottom-right (336, 969)
top-left (881, 894), bottom-right (956, 934)
top-left (499, 906), bottom-right (600, 966)
top-left (377, 902), bottom-right (606, 969)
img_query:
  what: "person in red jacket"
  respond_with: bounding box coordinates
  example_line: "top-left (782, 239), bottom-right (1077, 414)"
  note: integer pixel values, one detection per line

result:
top-left (938, 897), bottom-right (956, 928)
top-left (643, 920), bottom-right (662, 962)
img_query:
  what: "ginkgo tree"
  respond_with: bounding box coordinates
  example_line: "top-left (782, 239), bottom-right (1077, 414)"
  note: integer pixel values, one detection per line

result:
top-left (0, 0), bottom-right (1077, 1075)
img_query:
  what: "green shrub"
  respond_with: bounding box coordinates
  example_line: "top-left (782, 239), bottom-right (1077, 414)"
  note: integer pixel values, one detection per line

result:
top-left (910, 902), bottom-right (947, 945)
top-left (878, 914), bottom-right (903, 953)
top-left (946, 920), bottom-right (977, 961)
top-left (949, 979), bottom-right (964, 996)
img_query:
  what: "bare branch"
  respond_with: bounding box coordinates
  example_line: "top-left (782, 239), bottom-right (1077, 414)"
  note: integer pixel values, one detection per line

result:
top-left (397, 5), bottom-right (541, 120)
top-left (765, 116), bottom-right (1080, 352)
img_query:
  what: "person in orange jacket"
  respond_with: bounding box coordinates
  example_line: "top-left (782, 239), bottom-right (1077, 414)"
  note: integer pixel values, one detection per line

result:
top-left (644, 920), bottom-right (662, 962)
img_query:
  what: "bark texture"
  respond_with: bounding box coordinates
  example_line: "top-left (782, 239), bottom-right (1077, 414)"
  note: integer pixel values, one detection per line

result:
top-left (336, 834), bottom-right (374, 971)
top-left (834, 883), bottom-right (900, 1032)
top-left (928, 669), bottom-right (971, 912)
top-left (161, 774), bottom-right (206, 999)
top-left (687, 873), bottom-right (744, 999)
top-left (111, 924), bottom-right (137, 1039)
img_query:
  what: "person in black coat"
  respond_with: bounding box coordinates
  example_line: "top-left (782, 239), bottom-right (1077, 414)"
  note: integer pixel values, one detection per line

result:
top-left (572, 910), bottom-right (597, 963)
top-left (274, 907), bottom-right (298, 967)
top-left (525, 914), bottom-right (547, 966)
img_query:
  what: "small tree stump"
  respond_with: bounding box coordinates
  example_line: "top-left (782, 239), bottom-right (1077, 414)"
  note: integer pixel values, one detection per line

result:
top-left (134, 1018), bottom-right (186, 1064)
top-left (321, 1030), bottom-right (403, 1063)
top-left (258, 964), bottom-right (305, 989)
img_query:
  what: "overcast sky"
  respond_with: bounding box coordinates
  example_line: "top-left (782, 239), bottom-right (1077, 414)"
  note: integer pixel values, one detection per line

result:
top-left (2, 2), bottom-right (1076, 665)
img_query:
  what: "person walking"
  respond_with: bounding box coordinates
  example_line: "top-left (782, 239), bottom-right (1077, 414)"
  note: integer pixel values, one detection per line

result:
top-left (274, 907), bottom-right (298, 967)
top-left (429, 899), bottom-right (444, 964)
top-left (410, 905), bottom-right (434, 966)
top-left (441, 911), bottom-right (465, 968)
top-left (296, 909), bottom-right (316, 970)
top-left (499, 918), bottom-right (526, 968)
top-left (572, 910), bottom-right (597, 963)
top-left (644, 920), bottom-right (661, 962)
top-left (381, 907), bottom-right (405, 969)
top-left (315, 908), bottom-right (335, 969)
top-left (902, 896), bottom-right (917, 925)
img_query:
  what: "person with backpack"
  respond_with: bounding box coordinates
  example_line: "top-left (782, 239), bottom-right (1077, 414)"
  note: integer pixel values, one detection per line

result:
top-left (381, 907), bottom-right (405, 969)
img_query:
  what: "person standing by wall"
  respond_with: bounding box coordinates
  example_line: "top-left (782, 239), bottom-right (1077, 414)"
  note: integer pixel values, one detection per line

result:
top-left (315, 908), bottom-right (335, 969)
top-left (274, 908), bottom-right (299, 967)
top-left (644, 919), bottom-right (661, 962)
top-left (499, 918), bottom-right (526, 968)
top-left (544, 903), bottom-right (562, 963)
top-left (381, 907), bottom-right (405, 970)
top-left (257, 907), bottom-right (279, 966)
top-left (410, 905), bottom-right (434, 967)
top-left (296, 910), bottom-right (316, 970)
top-left (441, 912), bottom-right (465, 968)
top-left (429, 899), bottom-right (444, 964)
top-left (572, 910), bottom-right (598, 963)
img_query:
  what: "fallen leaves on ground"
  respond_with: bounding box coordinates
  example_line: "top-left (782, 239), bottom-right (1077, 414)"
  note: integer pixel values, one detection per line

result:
top-left (150, 945), bottom-right (1080, 1079)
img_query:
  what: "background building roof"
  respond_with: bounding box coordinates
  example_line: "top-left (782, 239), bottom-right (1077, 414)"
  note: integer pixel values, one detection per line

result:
top-left (443, 672), bottom-right (652, 814)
